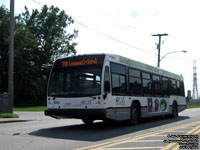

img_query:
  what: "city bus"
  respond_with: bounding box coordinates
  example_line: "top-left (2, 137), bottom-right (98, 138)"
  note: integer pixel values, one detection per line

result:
top-left (45, 53), bottom-right (186, 125)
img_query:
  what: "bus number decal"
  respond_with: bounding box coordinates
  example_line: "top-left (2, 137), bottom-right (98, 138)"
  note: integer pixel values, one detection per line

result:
top-left (116, 97), bottom-right (125, 105)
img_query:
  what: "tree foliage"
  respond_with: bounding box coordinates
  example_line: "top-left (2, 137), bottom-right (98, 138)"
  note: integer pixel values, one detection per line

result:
top-left (0, 5), bottom-right (78, 106)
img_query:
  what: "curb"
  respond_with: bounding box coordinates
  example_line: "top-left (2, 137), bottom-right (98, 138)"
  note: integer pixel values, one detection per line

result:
top-left (0, 118), bottom-right (31, 123)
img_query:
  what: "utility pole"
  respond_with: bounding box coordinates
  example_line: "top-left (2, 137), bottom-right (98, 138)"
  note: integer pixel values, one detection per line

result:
top-left (152, 33), bottom-right (168, 67)
top-left (8, 0), bottom-right (14, 113)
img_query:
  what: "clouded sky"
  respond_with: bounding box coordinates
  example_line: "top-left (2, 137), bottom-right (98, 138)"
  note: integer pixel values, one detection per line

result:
top-left (2, 0), bottom-right (200, 95)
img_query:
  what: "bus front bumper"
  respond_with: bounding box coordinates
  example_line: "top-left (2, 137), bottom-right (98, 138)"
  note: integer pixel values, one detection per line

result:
top-left (44, 109), bottom-right (106, 120)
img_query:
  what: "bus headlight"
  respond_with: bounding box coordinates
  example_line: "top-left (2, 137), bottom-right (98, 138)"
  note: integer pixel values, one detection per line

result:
top-left (49, 102), bottom-right (54, 107)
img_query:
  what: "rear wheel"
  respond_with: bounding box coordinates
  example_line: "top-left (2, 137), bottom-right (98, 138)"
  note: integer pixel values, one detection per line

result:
top-left (130, 103), bottom-right (140, 125)
top-left (171, 102), bottom-right (178, 118)
top-left (82, 119), bottom-right (94, 125)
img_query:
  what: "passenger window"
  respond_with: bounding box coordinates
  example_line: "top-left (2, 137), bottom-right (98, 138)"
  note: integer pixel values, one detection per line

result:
top-left (170, 79), bottom-right (177, 95)
top-left (112, 74), bottom-right (127, 94)
top-left (129, 69), bottom-right (142, 95)
top-left (110, 63), bottom-right (127, 95)
top-left (162, 77), bottom-right (169, 96)
top-left (152, 75), bottom-right (161, 95)
top-left (142, 72), bottom-right (152, 95)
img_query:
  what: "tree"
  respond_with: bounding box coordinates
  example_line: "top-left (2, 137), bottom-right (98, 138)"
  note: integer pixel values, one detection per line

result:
top-left (0, 5), bottom-right (10, 92)
top-left (0, 5), bottom-right (78, 106)
top-left (22, 5), bottom-right (78, 64)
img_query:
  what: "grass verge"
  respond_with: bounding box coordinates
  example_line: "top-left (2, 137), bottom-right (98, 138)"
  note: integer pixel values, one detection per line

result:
top-left (14, 106), bottom-right (47, 111)
top-left (0, 113), bottom-right (19, 118)
top-left (187, 105), bottom-right (200, 109)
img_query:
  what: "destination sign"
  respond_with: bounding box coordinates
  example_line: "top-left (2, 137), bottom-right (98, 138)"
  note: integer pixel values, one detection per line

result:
top-left (62, 58), bottom-right (98, 67)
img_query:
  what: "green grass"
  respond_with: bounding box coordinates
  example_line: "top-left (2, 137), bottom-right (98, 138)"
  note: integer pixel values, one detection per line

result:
top-left (0, 113), bottom-right (19, 118)
top-left (14, 106), bottom-right (47, 111)
top-left (187, 105), bottom-right (200, 109)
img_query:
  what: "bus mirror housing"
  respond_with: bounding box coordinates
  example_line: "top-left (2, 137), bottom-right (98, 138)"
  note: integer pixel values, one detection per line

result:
top-left (104, 81), bottom-right (110, 92)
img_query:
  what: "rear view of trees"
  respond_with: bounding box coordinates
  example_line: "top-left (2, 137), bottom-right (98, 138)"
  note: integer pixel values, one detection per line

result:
top-left (0, 5), bottom-right (78, 106)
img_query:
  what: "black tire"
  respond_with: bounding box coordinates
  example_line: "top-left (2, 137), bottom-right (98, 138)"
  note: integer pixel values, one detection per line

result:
top-left (82, 119), bottom-right (94, 125)
top-left (130, 102), bottom-right (140, 125)
top-left (171, 102), bottom-right (178, 118)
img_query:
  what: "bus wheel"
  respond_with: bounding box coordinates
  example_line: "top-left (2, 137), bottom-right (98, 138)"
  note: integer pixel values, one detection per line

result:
top-left (130, 103), bottom-right (140, 125)
top-left (172, 102), bottom-right (178, 118)
top-left (82, 119), bottom-right (94, 125)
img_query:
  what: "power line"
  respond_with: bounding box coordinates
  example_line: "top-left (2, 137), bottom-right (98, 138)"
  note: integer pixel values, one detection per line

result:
top-left (29, 0), bottom-right (199, 62)
top-left (75, 21), bottom-right (156, 55)
top-left (29, 0), bottom-right (156, 56)
top-left (31, 0), bottom-right (43, 6)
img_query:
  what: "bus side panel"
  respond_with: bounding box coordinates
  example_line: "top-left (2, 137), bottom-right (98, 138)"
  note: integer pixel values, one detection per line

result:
top-left (169, 96), bottom-right (186, 113)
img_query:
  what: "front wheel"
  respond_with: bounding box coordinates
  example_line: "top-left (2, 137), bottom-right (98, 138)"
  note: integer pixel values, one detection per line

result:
top-left (82, 119), bottom-right (94, 125)
top-left (130, 103), bottom-right (140, 125)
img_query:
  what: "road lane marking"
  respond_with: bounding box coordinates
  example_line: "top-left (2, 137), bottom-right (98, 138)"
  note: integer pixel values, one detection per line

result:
top-left (194, 129), bottom-right (200, 134)
top-left (131, 140), bottom-right (163, 142)
top-left (76, 142), bottom-right (116, 150)
top-left (97, 121), bottom-right (200, 150)
top-left (95, 147), bottom-right (163, 150)
top-left (76, 121), bottom-right (200, 150)
top-left (171, 145), bottom-right (179, 150)
top-left (186, 125), bottom-right (200, 134)
top-left (154, 134), bottom-right (166, 136)
top-left (162, 124), bottom-right (200, 150)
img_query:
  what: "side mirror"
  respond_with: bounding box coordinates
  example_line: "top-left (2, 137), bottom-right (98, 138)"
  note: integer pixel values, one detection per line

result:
top-left (104, 81), bottom-right (110, 92)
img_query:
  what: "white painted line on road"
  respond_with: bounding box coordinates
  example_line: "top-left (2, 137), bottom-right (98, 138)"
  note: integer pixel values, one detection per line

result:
top-left (95, 147), bottom-right (163, 150)
top-left (129, 140), bottom-right (163, 142)
top-left (194, 128), bottom-right (200, 134)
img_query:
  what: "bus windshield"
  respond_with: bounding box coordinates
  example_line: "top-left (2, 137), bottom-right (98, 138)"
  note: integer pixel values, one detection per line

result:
top-left (48, 66), bottom-right (102, 97)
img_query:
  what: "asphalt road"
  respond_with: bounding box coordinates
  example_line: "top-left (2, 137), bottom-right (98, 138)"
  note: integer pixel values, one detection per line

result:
top-left (0, 109), bottom-right (199, 150)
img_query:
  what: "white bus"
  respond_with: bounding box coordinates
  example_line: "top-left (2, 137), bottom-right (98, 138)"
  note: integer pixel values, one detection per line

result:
top-left (45, 54), bottom-right (186, 125)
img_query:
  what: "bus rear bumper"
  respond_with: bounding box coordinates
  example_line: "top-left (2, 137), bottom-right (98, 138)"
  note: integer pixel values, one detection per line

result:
top-left (44, 109), bottom-right (106, 120)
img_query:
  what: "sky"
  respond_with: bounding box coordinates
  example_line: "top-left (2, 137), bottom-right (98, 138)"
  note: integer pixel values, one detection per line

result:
top-left (2, 0), bottom-right (200, 97)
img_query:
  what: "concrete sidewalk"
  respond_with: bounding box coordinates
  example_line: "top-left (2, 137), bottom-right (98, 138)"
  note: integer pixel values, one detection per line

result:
top-left (0, 111), bottom-right (47, 123)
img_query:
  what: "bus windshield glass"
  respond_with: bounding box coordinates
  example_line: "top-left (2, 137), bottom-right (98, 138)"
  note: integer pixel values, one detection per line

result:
top-left (48, 65), bottom-right (102, 97)
top-left (48, 66), bottom-right (101, 97)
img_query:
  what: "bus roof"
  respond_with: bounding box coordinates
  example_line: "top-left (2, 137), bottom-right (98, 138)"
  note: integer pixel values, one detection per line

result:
top-left (57, 53), bottom-right (183, 81)
top-left (104, 53), bottom-right (183, 81)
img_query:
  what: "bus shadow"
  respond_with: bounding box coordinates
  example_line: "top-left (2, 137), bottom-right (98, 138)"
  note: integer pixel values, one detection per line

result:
top-left (29, 115), bottom-right (190, 141)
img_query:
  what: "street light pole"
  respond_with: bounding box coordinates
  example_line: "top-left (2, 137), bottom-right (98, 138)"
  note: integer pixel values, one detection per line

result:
top-left (159, 50), bottom-right (187, 65)
top-left (152, 33), bottom-right (168, 67)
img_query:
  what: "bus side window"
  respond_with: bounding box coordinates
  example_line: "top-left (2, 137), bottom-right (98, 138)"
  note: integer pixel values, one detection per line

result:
top-left (142, 72), bottom-right (152, 95)
top-left (180, 81), bottom-right (185, 96)
top-left (129, 68), bottom-right (142, 95)
top-left (162, 77), bottom-right (169, 96)
top-left (177, 80), bottom-right (185, 96)
top-left (111, 63), bottom-right (127, 95)
top-left (152, 74), bottom-right (161, 96)
top-left (104, 66), bottom-right (110, 93)
top-left (170, 79), bottom-right (177, 95)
